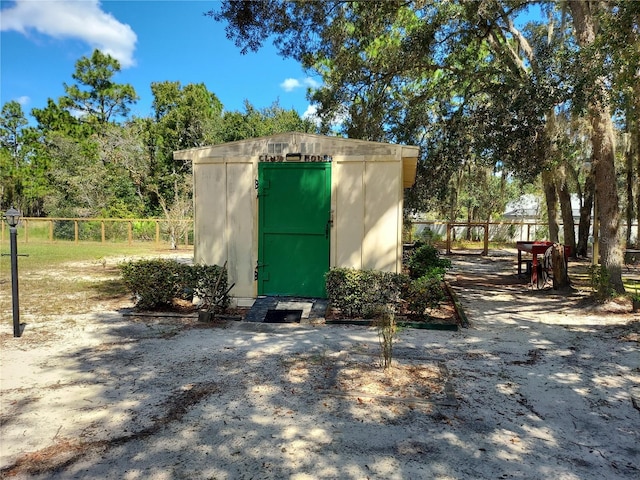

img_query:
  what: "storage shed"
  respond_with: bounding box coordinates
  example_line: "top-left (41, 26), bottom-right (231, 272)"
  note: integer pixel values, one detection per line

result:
top-left (174, 132), bottom-right (419, 305)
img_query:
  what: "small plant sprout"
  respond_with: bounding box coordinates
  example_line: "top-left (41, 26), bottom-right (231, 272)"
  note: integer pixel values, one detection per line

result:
top-left (373, 305), bottom-right (397, 371)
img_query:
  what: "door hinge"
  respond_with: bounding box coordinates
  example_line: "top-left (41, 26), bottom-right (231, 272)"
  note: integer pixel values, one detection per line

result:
top-left (256, 179), bottom-right (271, 197)
top-left (254, 262), bottom-right (267, 281)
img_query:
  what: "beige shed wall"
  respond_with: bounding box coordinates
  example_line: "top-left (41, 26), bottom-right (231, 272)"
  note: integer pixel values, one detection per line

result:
top-left (193, 159), bottom-right (256, 299)
top-left (333, 162), bottom-right (364, 268)
top-left (333, 157), bottom-right (403, 273)
top-left (193, 163), bottom-right (226, 264)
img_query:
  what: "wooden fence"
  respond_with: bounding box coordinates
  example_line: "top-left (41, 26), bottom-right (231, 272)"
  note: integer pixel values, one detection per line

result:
top-left (0, 217), bottom-right (193, 246)
top-left (4, 217), bottom-right (635, 250)
top-left (406, 220), bottom-right (552, 244)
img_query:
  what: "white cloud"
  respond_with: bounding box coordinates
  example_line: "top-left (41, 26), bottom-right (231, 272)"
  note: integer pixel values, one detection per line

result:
top-left (280, 78), bottom-right (302, 92)
top-left (280, 76), bottom-right (321, 92)
top-left (302, 103), bottom-right (349, 132)
top-left (1, 0), bottom-right (137, 68)
top-left (302, 103), bottom-right (340, 131)
top-left (69, 107), bottom-right (86, 119)
top-left (302, 104), bottom-right (318, 121)
top-left (16, 96), bottom-right (30, 106)
top-left (303, 77), bottom-right (320, 89)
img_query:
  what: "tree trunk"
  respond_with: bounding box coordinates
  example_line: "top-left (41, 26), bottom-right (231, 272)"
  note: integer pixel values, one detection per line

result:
top-left (590, 107), bottom-right (624, 291)
top-left (570, 0), bottom-right (625, 293)
top-left (448, 170), bottom-right (462, 223)
top-left (576, 168), bottom-right (595, 257)
top-left (466, 164), bottom-right (472, 241)
top-left (636, 126), bottom-right (640, 248)
top-left (169, 226), bottom-right (178, 250)
top-left (624, 131), bottom-right (634, 247)
top-left (634, 92), bottom-right (640, 248)
top-left (542, 168), bottom-right (560, 243)
top-left (551, 243), bottom-right (570, 290)
top-left (556, 165), bottom-right (576, 256)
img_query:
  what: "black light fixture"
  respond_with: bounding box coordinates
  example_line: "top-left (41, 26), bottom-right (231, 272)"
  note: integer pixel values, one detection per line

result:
top-left (285, 153), bottom-right (302, 162)
top-left (5, 206), bottom-right (20, 228)
top-left (4, 206), bottom-right (22, 337)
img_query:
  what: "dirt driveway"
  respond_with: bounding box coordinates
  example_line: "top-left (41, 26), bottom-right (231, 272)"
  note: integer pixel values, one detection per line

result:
top-left (1, 250), bottom-right (638, 479)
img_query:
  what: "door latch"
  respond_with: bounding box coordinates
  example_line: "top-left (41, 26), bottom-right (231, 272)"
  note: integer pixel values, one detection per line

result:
top-left (325, 218), bottom-right (333, 239)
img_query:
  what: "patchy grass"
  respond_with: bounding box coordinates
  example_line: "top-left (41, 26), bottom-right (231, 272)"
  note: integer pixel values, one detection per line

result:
top-left (0, 242), bottom-right (170, 269)
top-left (568, 260), bottom-right (640, 294)
top-left (0, 242), bottom-right (193, 321)
top-left (567, 262), bottom-right (593, 291)
top-left (624, 277), bottom-right (640, 295)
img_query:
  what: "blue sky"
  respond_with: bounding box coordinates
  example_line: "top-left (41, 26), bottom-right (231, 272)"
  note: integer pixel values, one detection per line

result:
top-left (1, 0), bottom-right (320, 122)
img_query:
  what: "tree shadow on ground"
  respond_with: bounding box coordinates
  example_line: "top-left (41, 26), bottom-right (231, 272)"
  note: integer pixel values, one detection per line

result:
top-left (1, 252), bottom-right (638, 479)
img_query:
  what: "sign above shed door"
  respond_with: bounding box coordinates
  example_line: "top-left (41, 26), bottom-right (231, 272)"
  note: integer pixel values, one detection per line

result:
top-left (257, 162), bottom-right (331, 298)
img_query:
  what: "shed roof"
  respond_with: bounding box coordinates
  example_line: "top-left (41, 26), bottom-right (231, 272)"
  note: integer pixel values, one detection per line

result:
top-left (174, 132), bottom-right (420, 188)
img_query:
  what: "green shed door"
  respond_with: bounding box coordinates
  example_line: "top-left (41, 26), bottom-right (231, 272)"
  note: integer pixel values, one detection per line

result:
top-left (257, 162), bottom-right (331, 298)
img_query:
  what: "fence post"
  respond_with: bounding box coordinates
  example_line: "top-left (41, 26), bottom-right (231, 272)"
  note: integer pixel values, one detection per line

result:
top-left (74, 220), bottom-right (79, 244)
top-left (483, 222), bottom-right (489, 255)
top-left (24, 219), bottom-right (29, 244)
top-left (155, 220), bottom-right (160, 245)
top-left (101, 221), bottom-right (105, 243)
top-left (446, 223), bottom-right (452, 255)
top-left (519, 222), bottom-right (523, 242)
top-left (128, 221), bottom-right (132, 245)
top-left (49, 220), bottom-right (53, 242)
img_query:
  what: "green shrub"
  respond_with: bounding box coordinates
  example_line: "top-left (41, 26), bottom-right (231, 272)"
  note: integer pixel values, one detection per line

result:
top-left (417, 227), bottom-right (442, 244)
top-left (587, 264), bottom-right (615, 303)
top-left (407, 244), bottom-right (451, 279)
top-left (325, 268), bottom-right (407, 318)
top-left (191, 264), bottom-right (229, 312)
top-left (132, 221), bottom-right (156, 241)
top-left (78, 221), bottom-right (101, 241)
top-left (402, 220), bottom-right (414, 243)
top-left (326, 266), bottom-right (449, 319)
top-left (53, 220), bottom-right (75, 241)
top-left (104, 221), bottom-right (129, 242)
top-left (119, 259), bottom-right (183, 309)
top-left (404, 275), bottom-right (446, 317)
top-left (119, 259), bottom-right (228, 311)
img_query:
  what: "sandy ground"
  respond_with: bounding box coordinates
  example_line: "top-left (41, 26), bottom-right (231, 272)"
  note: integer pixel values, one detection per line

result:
top-left (0, 251), bottom-right (639, 479)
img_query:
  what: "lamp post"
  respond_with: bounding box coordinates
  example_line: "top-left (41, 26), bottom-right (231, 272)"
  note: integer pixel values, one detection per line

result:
top-left (5, 206), bottom-right (21, 337)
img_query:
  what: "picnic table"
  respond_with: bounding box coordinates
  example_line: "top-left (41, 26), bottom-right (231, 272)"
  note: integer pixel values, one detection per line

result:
top-left (517, 241), bottom-right (572, 288)
top-left (517, 241), bottom-right (553, 286)
top-left (625, 249), bottom-right (640, 265)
